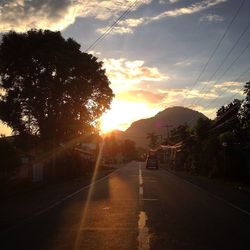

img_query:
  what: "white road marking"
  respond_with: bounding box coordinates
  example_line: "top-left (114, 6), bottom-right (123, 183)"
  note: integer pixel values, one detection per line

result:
top-left (138, 163), bottom-right (150, 250)
top-left (138, 211), bottom-right (150, 250)
top-left (139, 174), bottom-right (143, 185)
top-left (139, 186), bottom-right (144, 196)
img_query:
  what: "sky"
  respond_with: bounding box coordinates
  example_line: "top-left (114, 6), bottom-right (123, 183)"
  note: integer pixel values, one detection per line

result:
top-left (1, 0), bottom-right (250, 133)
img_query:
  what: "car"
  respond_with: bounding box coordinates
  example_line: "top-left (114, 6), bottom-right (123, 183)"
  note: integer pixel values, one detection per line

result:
top-left (146, 155), bottom-right (159, 169)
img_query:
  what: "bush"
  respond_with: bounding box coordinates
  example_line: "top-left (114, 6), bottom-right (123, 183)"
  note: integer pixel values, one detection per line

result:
top-left (0, 138), bottom-right (20, 180)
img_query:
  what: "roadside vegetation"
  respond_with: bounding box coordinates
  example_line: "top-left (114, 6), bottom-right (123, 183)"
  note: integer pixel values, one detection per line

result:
top-left (167, 81), bottom-right (250, 183)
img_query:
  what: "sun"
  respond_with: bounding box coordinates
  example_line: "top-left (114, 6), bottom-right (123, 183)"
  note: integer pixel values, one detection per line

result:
top-left (100, 99), bottom-right (158, 134)
top-left (100, 111), bottom-right (120, 133)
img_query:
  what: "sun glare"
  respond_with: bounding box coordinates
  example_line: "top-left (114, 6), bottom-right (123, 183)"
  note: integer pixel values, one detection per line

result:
top-left (100, 100), bottom-right (159, 134)
top-left (100, 112), bottom-right (120, 133)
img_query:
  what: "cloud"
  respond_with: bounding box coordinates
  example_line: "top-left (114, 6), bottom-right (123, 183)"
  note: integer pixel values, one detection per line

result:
top-left (97, 17), bottom-right (145, 34)
top-left (200, 14), bottom-right (225, 22)
top-left (214, 81), bottom-right (242, 87)
top-left (214, 81), bottom-right (244, 95)
top-left (103, 58), bottom-right (169, 92)
top-left (0, 0), bottom-right (152, 32)
top-left (152, 0), bottom-right (226, 20)
top-left (159, 0), bottom-right (180, 3)
top-left (169, 0), bottom-right (181, 3)
top-left (185, 88), bottom-right (219, 100)
top-left (192, 105), bottom-right (217, 118)
top-left (174, 59), bottom-right (192, 67)
top-left (118, 89), bottom-right (166, 103)
top-left (88, 50), bottom-right (102, 56)
top-left (0, 0), bottom-right (76, 32)
top-left (96, 0), bottom-right (226, 36)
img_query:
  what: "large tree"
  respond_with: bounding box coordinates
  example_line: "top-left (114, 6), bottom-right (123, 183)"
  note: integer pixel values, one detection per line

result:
top-left (0, 30), bottom-right (113, 143)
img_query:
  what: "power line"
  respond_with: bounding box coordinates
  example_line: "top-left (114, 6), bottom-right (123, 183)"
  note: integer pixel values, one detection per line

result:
top-left (187, 67), bottom-right (250, 125)
top-left (192, 38), bottom-right (250, 109)
top-left (182, 0), bottom-right (246, 106)
top-left (206, 68), bottom-right (250, 118)
top-left (85, 0), bottom-right (140, 52)
top-left (191, 21), bottom-right (250, 107)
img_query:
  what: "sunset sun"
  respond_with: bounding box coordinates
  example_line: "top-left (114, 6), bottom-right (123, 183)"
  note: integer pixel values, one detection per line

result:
top-left (100, 99), bottom-right (160, 134)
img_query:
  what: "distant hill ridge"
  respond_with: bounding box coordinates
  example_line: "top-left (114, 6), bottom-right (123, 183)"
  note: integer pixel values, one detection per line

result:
top-left (113, 106), bottom-right (207, 148)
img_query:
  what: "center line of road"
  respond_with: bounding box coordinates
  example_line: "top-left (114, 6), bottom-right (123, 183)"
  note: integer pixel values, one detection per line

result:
top-left (139, 186), bottom-right (144, 196)
top-left (138, 162), bottom-right (150, 250)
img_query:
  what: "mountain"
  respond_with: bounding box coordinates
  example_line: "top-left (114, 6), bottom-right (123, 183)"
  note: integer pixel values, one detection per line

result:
top-left (114, 106), bottom-right (207, 148)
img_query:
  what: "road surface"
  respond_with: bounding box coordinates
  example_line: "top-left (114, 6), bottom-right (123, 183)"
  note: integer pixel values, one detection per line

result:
top-left (1, 161), bottom-right (250, 250)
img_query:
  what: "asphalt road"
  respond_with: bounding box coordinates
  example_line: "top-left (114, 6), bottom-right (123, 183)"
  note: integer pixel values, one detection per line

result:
top-left (1, 161), bottom-right (250, 250)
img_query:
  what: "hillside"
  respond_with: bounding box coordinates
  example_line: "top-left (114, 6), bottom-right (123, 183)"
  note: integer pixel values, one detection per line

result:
top-left (115, 106), bottom-right (207, 148)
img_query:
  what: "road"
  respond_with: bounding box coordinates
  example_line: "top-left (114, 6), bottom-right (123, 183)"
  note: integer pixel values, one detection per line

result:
top-left (1, 161), bottom-right (250, 250)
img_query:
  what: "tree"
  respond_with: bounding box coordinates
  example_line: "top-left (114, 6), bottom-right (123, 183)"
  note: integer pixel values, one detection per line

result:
top-left (170, 124), bottom-right (191, 144)
top-left (146, 132), bottom-right (158, 149)
top-left (121, 139), bottom-right (137, 162)
top-left (0, 30), bottom-right (113, 144)
top-left (217, 99), bottom-right (241, 118)
top-left (195, 117), bottom-right (211, 141)
top-left (239, 82), bottom-right (250, 131)
top-left (0, 138), bottom-right (20, 180)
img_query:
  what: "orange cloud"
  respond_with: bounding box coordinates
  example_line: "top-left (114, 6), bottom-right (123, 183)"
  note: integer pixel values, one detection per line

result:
top-left (118, 90), bottom-right (166, 103)
top-left (103, 58), bottom-right (169, 92)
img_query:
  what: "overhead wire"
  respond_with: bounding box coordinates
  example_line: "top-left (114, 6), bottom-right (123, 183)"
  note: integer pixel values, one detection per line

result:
top-left (85, 0), bottom-right (140, 52)
top-left (187, 67), bottom-right (250, 125)
top-left (192, 22), bottom-right (250, 106)
top-left (181, 0), bottom-right (246, 107)
top-left (192, 38), bottom-right (250, 109)
top-left (206, 67), bottom-right (250, 118)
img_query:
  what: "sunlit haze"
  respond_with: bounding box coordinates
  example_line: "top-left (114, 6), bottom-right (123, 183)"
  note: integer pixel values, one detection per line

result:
top-left (100, 99), bottom-right (159, 133)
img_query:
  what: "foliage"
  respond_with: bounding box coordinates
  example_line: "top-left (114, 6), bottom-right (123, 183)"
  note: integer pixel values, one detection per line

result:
top-left (217, 99), bottom-right (242, 118)
top-left (121, 139), bottom-right (137, 162)
top-left (0, 138), bottom-right (20, 178)
top-left (167, 83), bottom-right (250, 182)
top-left (0, 30), bottom-right (113, 144)
top-left (103, 134), bottom-right (137, 163)
top-left (146, 132), bottom-right (159, 149)
top-left (219, 131), bottom-right (235, 144)
top-left (170, 124), bottom-right (191, 144)
top-left (195, 117), bottom-right (211, 141)
top-left (239, 82), bottom-right (250, 136)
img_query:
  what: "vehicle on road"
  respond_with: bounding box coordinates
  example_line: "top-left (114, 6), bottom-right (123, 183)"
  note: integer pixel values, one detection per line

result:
top-left (146, 155), bottom-right (159, 169)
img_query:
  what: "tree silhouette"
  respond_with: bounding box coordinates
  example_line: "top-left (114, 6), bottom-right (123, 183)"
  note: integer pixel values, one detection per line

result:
top-left (195, 117), bottom-right (211, 141)
top-left (146, 132), bottom-right (158, 149)
top-left (122, 139), bottom-right (137, 161)
top-left (0, 30), bottom-right (113, 144)
top-left (239, 82), bottom-right (250, 127)
top-left (170, 125), bottom-right (190, 144)
top-left (217, 99), bottom-right (241, 118)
